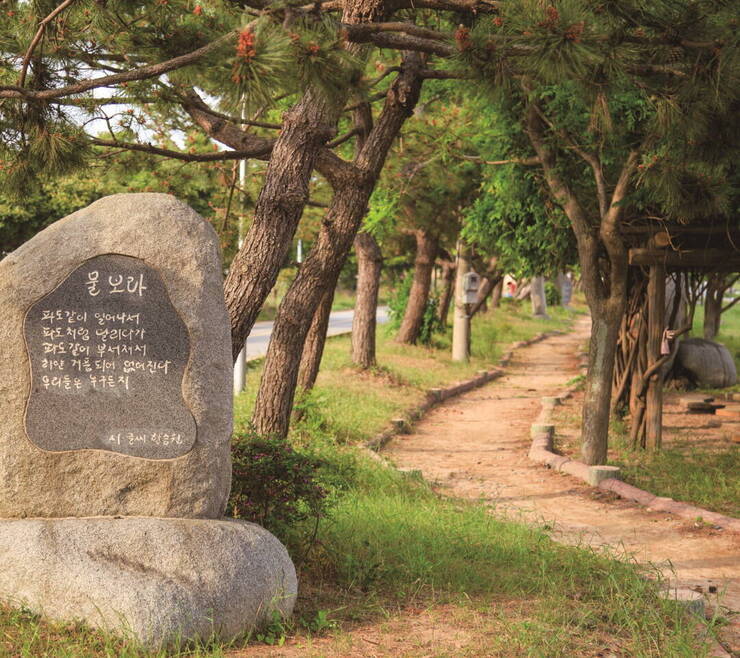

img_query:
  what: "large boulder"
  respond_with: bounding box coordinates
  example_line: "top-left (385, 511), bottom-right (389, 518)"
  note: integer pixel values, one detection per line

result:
top-left (0, 194), bottom-right (233, 518)
top-left (676, 338), bottom-right (737, 389)
top-left (0, 517), bottom-right (297, 648)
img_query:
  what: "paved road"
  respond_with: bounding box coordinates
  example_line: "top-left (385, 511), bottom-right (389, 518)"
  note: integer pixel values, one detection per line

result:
top-left (245, 307), bottom-right (389, 361)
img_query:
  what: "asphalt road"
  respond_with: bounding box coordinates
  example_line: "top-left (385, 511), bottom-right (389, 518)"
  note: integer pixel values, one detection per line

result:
top-left (244, 306), bottom-right (389, 361)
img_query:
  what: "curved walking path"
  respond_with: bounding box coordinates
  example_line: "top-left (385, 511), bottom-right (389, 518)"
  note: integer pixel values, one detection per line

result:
top-left (385, 316), bottom-right (739, 654)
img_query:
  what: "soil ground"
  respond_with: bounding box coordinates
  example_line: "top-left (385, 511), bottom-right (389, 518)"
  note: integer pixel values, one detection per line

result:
top-left (385, 315), bottom-right (739, 655)
top-left (236, 316), bottom-right (739, 656)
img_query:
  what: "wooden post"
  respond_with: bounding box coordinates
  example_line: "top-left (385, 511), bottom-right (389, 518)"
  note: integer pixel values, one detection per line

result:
top-left (645, 263), bottom-right (666, 450)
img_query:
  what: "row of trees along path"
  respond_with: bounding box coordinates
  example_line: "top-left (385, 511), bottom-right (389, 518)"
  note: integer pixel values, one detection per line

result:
top-left (385, 317), bottom-right (739, 655)
top-left (2, 0), bottom-right (736, 464)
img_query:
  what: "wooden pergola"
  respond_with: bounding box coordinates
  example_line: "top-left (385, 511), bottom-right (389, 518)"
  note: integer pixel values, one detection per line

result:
top-left (621, 221), bottom-right (740, 448)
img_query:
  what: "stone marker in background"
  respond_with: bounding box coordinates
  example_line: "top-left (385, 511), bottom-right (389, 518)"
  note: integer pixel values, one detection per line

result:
top-left (677, 338), bottom-right (737, 389)
top-left (0, 194), bottom-right (297, 647)
top-left (530, 275), bottom-right (549, 318)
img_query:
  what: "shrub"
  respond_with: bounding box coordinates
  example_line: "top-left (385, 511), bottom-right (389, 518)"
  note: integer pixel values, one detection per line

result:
top-left (228, 431), bottom-right (329, 535)
top-left (544, 281), bottom-right (561, 306)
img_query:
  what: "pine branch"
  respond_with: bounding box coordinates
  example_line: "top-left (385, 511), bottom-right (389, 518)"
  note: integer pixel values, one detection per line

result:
top-left (341, 22), bottom-right (451, 42)
top-left (1, 27), bottom-right (246, 100)
top-left (420, 69), bottom-right (472, 79)
top-left (459, 154), bottom-right (540, 166)
top-left (89, 138), bottom-right (271, 162)
top-left (18, 0), bottom-right (78, 87)
top-left (327, 128), bottom-right (360, 148)
top-left (342, 28), bottom-right (456, 57)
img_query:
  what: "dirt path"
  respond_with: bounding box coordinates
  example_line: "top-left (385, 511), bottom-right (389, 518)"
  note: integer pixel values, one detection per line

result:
top-left (385, 315), bottom-right (739, 654)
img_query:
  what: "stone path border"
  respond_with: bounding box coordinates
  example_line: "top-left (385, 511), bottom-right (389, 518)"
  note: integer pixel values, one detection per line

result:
top-left (365, 331), bottom-right (563, 452)
top-left (528, 388), bottom-right (740, 535)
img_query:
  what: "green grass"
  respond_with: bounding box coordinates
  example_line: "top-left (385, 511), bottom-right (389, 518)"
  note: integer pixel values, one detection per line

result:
top-left (605, 302), bottom-right (740, 516)
top-left (1, 299), bottom-right (716, 656)
top-left (278, 437), bottom-right (712, 656)
top-left (237, 298), bottom-right (578, 442)
top-left (607, 420), bottom-right (740, 518)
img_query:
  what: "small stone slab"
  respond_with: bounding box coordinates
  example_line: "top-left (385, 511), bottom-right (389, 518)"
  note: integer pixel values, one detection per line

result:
top-left (0, 517), bottom-right (297, 648)
top-left (588, 465), bottom-right (620, 486)
top-left (659, 588), bottom-right (705, 618)
top-left (684, 401), bottom-right (719, 414)
top-left (715, 406), bottom-right (740, 420)
top-left (0, 194), bottom-right (232, 519)
top-left (679, 395), bottom-right (715, 406)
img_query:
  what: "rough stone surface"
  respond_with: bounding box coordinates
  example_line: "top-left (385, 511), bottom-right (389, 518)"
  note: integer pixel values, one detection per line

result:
top-left (0, 517), bottom-right (297, 647)
top-left (677, 338), bottom-right (737, 389)
top-left (0, 194), bottom-right (232, 518)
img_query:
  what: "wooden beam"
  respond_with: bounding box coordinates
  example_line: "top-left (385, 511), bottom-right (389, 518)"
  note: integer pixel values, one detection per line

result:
top-left (645, 263), bottom-right (665, 451)
top-left (629, 248), bottom-right (740, 269)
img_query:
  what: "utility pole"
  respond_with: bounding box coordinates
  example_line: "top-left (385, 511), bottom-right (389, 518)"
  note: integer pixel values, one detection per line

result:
top-left (233, 106), bottom-right (248, 396)
top-left (452, 239), bottom-right (474, 362)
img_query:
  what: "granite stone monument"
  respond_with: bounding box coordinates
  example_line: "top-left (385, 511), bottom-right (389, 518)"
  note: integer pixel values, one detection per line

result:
top-left (0, 194), bottom-right (297, 647)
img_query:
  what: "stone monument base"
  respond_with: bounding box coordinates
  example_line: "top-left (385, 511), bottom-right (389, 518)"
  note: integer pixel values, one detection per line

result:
top-left (0, 517), bottom-right (297, 648)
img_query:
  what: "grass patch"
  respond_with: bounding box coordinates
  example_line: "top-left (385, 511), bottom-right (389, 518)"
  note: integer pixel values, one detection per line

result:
top-left (238, 299), bottom-right (578, 442)
top-left (279, 438), bottom-right (712, 656)
top-left (608, 422), bottom-right (740, 518)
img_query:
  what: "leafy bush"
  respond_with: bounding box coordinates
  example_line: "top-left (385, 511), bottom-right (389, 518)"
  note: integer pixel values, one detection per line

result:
top-left (544, 281), bottom-right (561, 306)
top-left (387, 273), bottom-right (412, 330)
top-left (228, 431), bottom-right (329, 535)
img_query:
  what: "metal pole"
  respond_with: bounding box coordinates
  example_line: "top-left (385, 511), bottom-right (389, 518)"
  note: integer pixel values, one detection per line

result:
top-left (233, 104), bottom-right (248, 396)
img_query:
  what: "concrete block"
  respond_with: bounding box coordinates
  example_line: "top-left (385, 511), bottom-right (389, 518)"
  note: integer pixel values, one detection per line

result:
top-left (587, 465), bottom-right (621, 486)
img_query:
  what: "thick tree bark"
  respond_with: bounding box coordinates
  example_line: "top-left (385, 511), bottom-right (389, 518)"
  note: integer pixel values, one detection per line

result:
top-left (252, 53), bottom-right (425, 438)
top-left (297, 286), bottom-right (336, 392)
top-left (396, 228), bottom-right (438, 344)
top-left (223, 89), bottom-right (339, 360)
top-left (645, 263), bottom-right (666, 450)
top-left (351, 231), bottom-right (383, 368)
top-left (582, 307), bottom-right (622, 464)
top-left (490, 278), bottom-right (503, 309)
top-left (436, 260), bottom-right (456, 325)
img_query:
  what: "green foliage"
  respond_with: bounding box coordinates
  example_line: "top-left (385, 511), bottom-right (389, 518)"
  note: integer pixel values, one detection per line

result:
top-left (386, 273), bottom-right (413, 330)
top-left (0, 134), bottom-right (233, 256)
top-left (418, 293), bottom-right (443, 345)
top-left (544, 281), bottom-right (561, 306)
top-left (228, 431), bottom-right (329, 535)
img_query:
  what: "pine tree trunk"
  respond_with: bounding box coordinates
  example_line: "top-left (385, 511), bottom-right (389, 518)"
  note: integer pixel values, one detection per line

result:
top-left (470, 273), bottom-right (502, 318)
top-left (581, 307), bottom-right (622, 464)
top-left (436, 261), bottom-right (456, 325)
top-left (396, 229), bottom-right (438, 344)
top-left (703, 278), bottom-right (723, 339)
top-left (297, 286), bottom-right (336, 392)
top-left (351, 231), bottom-right (383, 369)
top-left (223, 88), bottom-right (338, 360)
top-left (251, 54), bottom-right (424, 439)
top-left (490, 278), bottom-right (503, 309)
